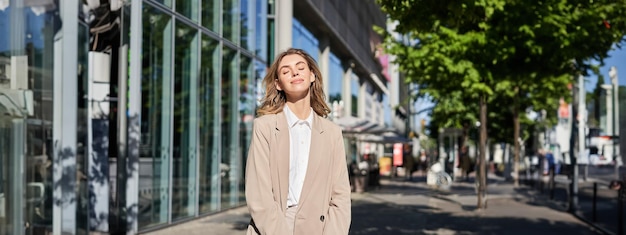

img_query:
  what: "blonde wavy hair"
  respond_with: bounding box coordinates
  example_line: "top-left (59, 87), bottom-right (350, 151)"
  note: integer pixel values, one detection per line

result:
top-left (256, 48), bottom-right (331, 117)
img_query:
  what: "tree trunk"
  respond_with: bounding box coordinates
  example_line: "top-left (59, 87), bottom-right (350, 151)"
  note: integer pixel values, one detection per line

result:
top-left (513, 87), bottom-right (520, 187)
top-left (477, 95), bottom-right (488, 209)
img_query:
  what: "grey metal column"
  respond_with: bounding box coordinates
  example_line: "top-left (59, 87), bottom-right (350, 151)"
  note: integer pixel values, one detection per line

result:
top-left (610, 67), bottom-right (619, 180)
top-left (8, 1), bottom-right (26, 233)
top-left (229, 55), bottom-right (241, 205)
top-left (318, 38), bottom-right (330, 102)
top-left (343, 67), bottom-right (352, 118)
top-left (187, 34), bottom-right (199, 216)
top-left (211, 47), bottom-right (221, 210)
top-left (127, 0), bottom-right (143, 233)
top-left (609, 67), bottom-right (619, 179)
top-left (9, 0), bottom-right (25, 55)
top-left (164, 17), bottom-right (174, 224)
top-left (10, 119), bottom-right (24, 235)
top-left (53, 0), bottom-right (79, 234)
top-left (275, 0), bottom-right (292, 53)
top-left (612, 67), bottom-right (619, 139)
top-left (117, 44), bottom-right (129, 232)
top-left (87, 51), bottom-right (111, 232)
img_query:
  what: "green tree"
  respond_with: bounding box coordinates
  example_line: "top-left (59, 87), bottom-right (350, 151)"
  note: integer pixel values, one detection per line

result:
top-left (590, 75), bottom-right (606, 127)
top-left (377, 0), bottom-right (626, 208)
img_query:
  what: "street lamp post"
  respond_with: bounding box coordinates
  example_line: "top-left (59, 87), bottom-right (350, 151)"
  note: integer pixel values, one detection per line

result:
top-left (609, 67), bottom-right (619, 179)
top-left (569, 75), bottom-right (586, 212)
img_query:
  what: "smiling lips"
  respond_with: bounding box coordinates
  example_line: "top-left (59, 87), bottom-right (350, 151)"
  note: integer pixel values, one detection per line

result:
top-left (291, 78), bottom-right (305, 84)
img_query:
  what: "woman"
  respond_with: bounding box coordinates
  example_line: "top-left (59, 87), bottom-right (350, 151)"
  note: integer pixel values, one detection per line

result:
top-left (245, 48), bottom-right (351, 235)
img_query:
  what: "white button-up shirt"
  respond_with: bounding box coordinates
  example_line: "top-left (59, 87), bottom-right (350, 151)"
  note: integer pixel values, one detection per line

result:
top-left (284, 105), bottom-right (313, 208)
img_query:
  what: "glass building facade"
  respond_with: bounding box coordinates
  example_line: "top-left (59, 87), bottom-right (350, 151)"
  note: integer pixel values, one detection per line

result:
top-left (0, 0), bottom-right (394, 234)
top-left (0, 0), bottom-right (268, 234)
top-left (127, 0), bottom-right (269, 232)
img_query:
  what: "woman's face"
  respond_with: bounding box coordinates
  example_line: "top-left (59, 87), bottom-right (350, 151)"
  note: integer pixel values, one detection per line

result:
top-left (275, 54), bottom-right (316, 98)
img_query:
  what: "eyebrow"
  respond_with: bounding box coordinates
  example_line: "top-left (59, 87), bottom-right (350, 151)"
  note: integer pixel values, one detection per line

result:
top-left (279, 61), bottom-right (306, 71)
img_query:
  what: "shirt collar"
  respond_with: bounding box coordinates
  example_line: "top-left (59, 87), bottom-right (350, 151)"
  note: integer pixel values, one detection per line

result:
top-left (283, 105), bottom-right (314, 128)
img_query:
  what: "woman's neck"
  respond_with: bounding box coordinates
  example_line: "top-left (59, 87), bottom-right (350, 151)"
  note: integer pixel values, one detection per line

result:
top-left (286, 100), bottom-right (312, 120)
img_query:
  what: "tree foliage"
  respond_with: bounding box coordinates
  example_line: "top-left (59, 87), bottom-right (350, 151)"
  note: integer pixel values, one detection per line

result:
top-left (378, 0), bottom-right (626, 120)
top-left (377, 0), bottom-right (626, 147)
top-left (377, 0), bottom-right (626, 204)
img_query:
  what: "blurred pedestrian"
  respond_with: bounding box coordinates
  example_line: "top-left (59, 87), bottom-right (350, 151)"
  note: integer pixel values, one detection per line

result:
top-left (459, 145), bottom-right (471, 181)
top-left (403, 145), bottom-right (415, 180)
top-left (245, 48), bottom-right (351, 235)
top-left (546, 150), bottom-right (556, 175)
top-left (538, 148), bottom-right (556, 176)
top-left (417, 149), bottom-right (429, 176)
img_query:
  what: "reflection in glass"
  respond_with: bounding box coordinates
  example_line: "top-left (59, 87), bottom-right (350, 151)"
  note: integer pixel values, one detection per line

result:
top-left (240, 0), bottom-right (253, 51)
top-left (176, 0), bottom-right (199, 22)
top-left (238, 56), bottom-right (254, 203)
top-left (382, 94), bottom-right (392, 127)
top-left (254, 0), bottom-right (267, 59)
top-left (198, 36), bottom-right (219, 214)
top-left (76, 21), bottom-right (90, 235)
top-left (351, 72), bottom-right (359, 117)
top-left (139, 4), bottom-right (172, 229)
top-left (201, 0), bottom-right (219, 33)
top-left (292, 19), bottom-right (318, 62)
top-left (328, 52), bottom-right (343, 107)
top-left (268, 19), bottom-right (275, 62)
top-left (221, 47), bottom-right (240, 209)
top-left (254, 60), bottom-right (266, 107)
top-left (0, 2), bottom-right (60, 234)
top-left (223, 0), bottom-right (239, 43)
top-left (153, 0), bottom-right (173, 8)
top-left (172, 21), bottom-right (199, 221)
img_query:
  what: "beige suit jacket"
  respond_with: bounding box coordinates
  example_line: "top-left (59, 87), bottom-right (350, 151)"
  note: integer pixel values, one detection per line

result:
top-left (245, 112), bottom-right (351, 235)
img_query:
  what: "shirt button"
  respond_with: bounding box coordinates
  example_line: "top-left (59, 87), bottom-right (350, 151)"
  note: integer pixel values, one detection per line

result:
top-left (320, 215), bottom-right (325, 222)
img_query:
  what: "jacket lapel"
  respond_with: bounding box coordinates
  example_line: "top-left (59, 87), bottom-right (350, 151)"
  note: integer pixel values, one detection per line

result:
top-left (274, 112), bottom-right (291, 207)
top-left (298, 114), bottom-right (325, 206)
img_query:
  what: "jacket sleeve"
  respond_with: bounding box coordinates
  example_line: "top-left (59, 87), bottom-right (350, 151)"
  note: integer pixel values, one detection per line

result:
top-left (245, 118), bottom-right (290, 235)
top-left (325, 129), bottom-right (352, 234)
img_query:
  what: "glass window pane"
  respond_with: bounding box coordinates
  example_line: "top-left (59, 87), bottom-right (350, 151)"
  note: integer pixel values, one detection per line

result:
top-left (326, 52), bottom-right (345, 118)
top-left (172, 21), bottom-right (199, 221)
top-left (76, 22), bottom-right (90, 234)
top-left (254, 0), bottom-right (267, 60)
top-left (267, 0), bottom-right (275, 14)
top-left (254, 60), bottom-right (266, 107)
top-left (201, 0), bottom-right (219, 33)
top-left (292, 19), bottom-right (318, 62)
top-left (240, 0), bottom-right (253, 51)
top-left (383, 94), bottom-right (391, 127)
top-left (351, 72), bottom-right (359, 117)
top-left (0, 3), bottom-right (59, 234)
top-left (223, 0), bottom-right (239, 43)
top-left (198, 35), bottom-right (219, 214)
top-left (220, 47), bottom-right (241, 209)
top-left (267, 18), bottom-right (275, 62)
top-left (176, 0), bottom-right (199, 22)
top-left (139, 4), bottom-right (172, 229)
top-left (328, 52), bottom-right (343, 107)
top-left (154, 0), bottom-right (173, 8)
top-left (238, 56), bottom-right (254, 203)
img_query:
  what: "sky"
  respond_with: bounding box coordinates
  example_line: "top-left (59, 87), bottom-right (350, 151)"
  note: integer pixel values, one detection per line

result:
top-left (586, 45), bottom-right (626, 91)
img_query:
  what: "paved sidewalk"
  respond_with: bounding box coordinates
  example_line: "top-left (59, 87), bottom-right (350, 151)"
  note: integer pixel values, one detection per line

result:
top-left (142, 174), bottom-right (605, 235)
